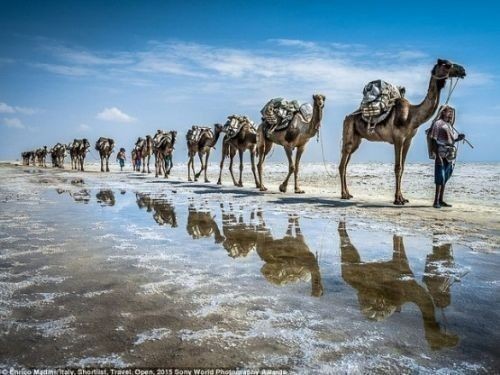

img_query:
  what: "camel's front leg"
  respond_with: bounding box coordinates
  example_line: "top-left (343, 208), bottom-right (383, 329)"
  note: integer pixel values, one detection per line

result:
top-left (393, 142), bottom-right (407, 205)
top-left (195, 153), bottom-right (204, 181)
top-left (279, 146), bottom-right (294, 193)
top-left (250, 149), bottom-right (260, 188)
top-left (154, 152), bottom-right (159, 178)
top-left (397, 139), bottom-right (412, 204)
top-left (187, 156), bottom-right (193, 181)
top-left (257, 139), bottom-right (272, 191)
top-left (237, 149), bottom-right (244, 187)
top-left (204, 151), bottom-right (210, 183)
top-left (100, 155), bottom-right (104, 172)
top-left (217, 145), bottom-right (226, 185)
top-left (339, 135), bottom-right (361, 199)
top-left (293, 146), bottom-right (305, 193)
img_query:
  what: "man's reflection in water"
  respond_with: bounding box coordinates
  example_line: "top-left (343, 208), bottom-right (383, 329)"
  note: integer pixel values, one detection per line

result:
top-left (135, 193), bottom-right (177, 228)
top-left (96, 190), bottom-right (115, 206)
top-left (338, 221), bottom-right (459, 350)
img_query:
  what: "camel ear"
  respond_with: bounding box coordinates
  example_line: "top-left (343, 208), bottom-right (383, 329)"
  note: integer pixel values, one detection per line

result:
top-left (437, 58), bottom-right (445, 65)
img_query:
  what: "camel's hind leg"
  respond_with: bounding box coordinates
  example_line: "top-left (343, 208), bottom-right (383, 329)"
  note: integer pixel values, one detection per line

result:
top-left (256, 137), bottom-right (273, 191)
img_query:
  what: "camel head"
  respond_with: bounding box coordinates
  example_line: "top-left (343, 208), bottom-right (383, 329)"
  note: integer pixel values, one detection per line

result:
top-left (170, 130), bottom-right (177, 144)
top-left (82, 138), bottom-right (90, 150)
top-left (433, 59), bottom-right (466, 80)
top-left (312, 94), bottom-right (326, 109)
top-left (213, 123), bottom-right (224, 134)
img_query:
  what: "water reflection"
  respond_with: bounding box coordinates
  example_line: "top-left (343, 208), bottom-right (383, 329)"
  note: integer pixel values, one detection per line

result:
top-left (338, 221), bottom-right (459, 350)
top-left (70, 189), bottom-right (91, 204)
top-left (255, 214), bottom-right (323, 297)
top-left (96, 190), bottom-right (115, 206)
top-left (136, 193), bottom-right (178, 228)
top-left (186, 203), bottom-right (323, 297)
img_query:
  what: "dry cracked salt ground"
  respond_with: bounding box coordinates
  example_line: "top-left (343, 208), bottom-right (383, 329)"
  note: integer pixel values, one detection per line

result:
top-left (0, 163), bottom-right (499, 373)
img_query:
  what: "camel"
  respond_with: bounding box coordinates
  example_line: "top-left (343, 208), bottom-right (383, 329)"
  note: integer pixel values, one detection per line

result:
top-left (21, 151), bottom-right (34, 166)
top-left (186, 124), bottom-right (223, 182)
top-left (35, 146), bottom-right (48, 167)
top-left (153, 130), bottom-right (177, 178)
top-left (339, 59), bottom-right (466, 205)
top-left (136, 193), bottom-right (178, 228)
top-left (95, 137), bottom-right (115, 172)
top-left (51, 143), bottom-right (66, 168)
top-left (216, 116), bottom-right (260, 188)
top-left (131, 149), bottom-right (138, 171)
top-left (69, 138), bottom-right (90, 171)
top-left (135, 136), bottom-right (153, 173)
top-left (257, 94), bottom-right (325, 193)
top-left (338, 221), bottom-right (459, 350)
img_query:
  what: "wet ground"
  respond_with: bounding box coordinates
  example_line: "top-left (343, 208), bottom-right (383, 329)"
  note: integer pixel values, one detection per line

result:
top-left (0, 165), bottom-right (499, 372)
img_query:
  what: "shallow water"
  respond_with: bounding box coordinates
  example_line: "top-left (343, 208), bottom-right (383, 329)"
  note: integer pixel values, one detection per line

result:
top-left (0, 165), bottom-right (499, 372)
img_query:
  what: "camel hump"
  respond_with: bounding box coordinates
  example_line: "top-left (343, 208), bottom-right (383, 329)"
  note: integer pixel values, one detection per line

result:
top-left (224, 115), bottom-right (256, 140)
top-left (360, 80), bottom-right (405, 129)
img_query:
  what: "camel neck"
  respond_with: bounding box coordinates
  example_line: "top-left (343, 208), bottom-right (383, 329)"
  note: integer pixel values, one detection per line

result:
top-left (308, 103), bottom-right (323, 136)
top-left (410, 76), bottom-right (444, 129)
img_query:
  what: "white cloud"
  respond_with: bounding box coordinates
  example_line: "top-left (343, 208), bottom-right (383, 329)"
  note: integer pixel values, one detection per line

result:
top-left (0, 102), bottom-right (15, 113)
top-left (0, 101), bottom-right (40, 115)
top-left (96, 107), bottom-right (136, 123)
top-left (32, 63), bottom-right (92, 76)
top-left (78, 123), bottom-right (91, 131)
top-left (2, 117), bottom-right (25, 129)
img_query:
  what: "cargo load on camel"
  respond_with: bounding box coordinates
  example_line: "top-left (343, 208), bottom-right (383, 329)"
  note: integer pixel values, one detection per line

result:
top-left (186, 125), bottom-right (213, 145)
top-left (358, 80), bottom-right (405, 131)
top-left (261, 98), bottom-right (313, 136)
top-left (223, 115), bottom-right (256, 140)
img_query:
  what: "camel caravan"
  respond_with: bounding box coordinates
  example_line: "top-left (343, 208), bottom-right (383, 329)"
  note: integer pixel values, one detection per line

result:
top-left (19, 58), bottom-right (468, 204)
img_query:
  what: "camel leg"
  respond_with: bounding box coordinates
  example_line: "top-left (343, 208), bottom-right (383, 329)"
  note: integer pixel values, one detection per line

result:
top-left (106, 155), bottom-right (110, 172)
top-left (250, 149), bottom-right (259, 188)
top-left (279, 146), bottom-right (294, 193)
top-left (204, 151), bottom-right (210, 183)
top-left (339, 135), bottom-right (361, 199)
top-left (195, 153), bottom-right (204, 181)
top-left (100, 156), bottom-right (104, 172)
top-left (257, 139), bottom-right (273, 191)
top-left (237, 148), bottom-right (244, 187)
top-left (217, 144), bottom-right (227, 185)
top-left (228, 147), bottom-right (238, 186)
top-left (394, 142), bottom-right (406, 205)
top-left (187, 156), bottom-right (193, 181)
top-left (294, 146), bottom-right (306, 193)
top-left (147, 155), bottom-right (151, 173)
top-left (398, 139), bottom-right (412, 203)
top-left (154, 152), bottom-right (159, 178)
top-left (141, 156), bottom-right (146, 173)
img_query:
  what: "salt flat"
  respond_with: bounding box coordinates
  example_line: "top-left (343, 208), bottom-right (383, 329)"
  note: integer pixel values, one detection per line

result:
top-left (0, 162), bottom-right (498, 372)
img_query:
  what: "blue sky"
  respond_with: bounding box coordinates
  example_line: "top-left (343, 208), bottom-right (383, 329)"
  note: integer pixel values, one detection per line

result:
top-left (0, 1), bottom-right (498, 162)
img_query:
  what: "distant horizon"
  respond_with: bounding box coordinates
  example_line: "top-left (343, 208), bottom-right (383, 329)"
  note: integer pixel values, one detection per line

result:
top-left (1, 1), bottom-right (498, 162)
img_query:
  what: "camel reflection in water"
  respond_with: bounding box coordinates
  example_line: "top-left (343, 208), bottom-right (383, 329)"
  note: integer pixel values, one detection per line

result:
top-left (136, 193), bottom-right (178, 228)
top-left (186, 203), bottom-right (323, 297)
top-left (338, 221), bottom-right (459, 350)
top-left (96, 190), bottom-right (115, 206)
